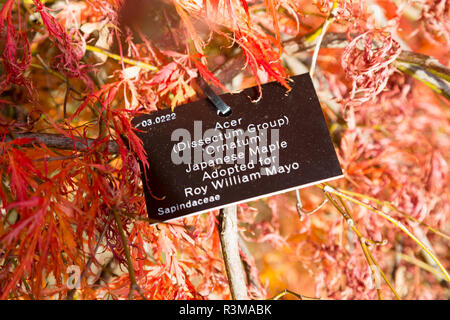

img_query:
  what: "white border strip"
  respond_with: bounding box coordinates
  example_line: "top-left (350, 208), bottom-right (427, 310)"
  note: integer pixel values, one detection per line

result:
top-left (152, 174), bottom-right (344, 225)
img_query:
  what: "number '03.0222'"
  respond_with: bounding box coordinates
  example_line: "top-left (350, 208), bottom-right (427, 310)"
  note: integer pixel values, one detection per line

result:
top-left (140, 113), bottom-right (176, 128)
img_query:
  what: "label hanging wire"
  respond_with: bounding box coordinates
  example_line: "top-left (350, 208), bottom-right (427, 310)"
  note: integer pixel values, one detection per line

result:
top-left (196, 76), bottom-right (231, 116)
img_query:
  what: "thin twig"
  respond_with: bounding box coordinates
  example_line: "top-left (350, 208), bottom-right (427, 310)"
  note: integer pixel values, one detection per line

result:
top-left (399, 253), bottom-right (447, 279)
top-left (329, 187), bottom-right (450, 241)
top-left (326, 193), bottom-right (389, 299)
top-left (85, 45), bottom-right (159, 72)
top-left (269, 289), bottom-right (319, 300)
top-left (321, 184), bottom-right (450, 282)
top-left (309, 1), bottom-right (338, 77)
top-left (337, 194), bottom-right (400, 299)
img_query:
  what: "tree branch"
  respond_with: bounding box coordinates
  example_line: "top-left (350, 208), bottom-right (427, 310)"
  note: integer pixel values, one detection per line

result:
top-left (5, 132), bottom-right (120, 154)
top-left (218, 206), bottom-right (249, 300)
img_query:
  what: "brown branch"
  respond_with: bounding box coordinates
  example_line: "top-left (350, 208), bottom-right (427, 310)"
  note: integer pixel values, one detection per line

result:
top-left (218, 206), bottom-right (249, 300)
top-left (5, 132), bottom-right (120, 154)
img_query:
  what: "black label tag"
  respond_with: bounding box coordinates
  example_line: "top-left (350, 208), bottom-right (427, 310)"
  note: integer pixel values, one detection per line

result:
top-left (132, 73), bottom-right (343, 223)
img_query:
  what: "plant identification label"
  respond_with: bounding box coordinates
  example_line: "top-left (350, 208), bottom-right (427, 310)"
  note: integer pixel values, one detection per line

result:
top-left (132, 73), bottom-right (343, 223)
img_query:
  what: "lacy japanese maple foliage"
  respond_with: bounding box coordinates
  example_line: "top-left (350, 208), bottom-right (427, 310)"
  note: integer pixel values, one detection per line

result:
top-left (0, 0), bottom-right (448, 300)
